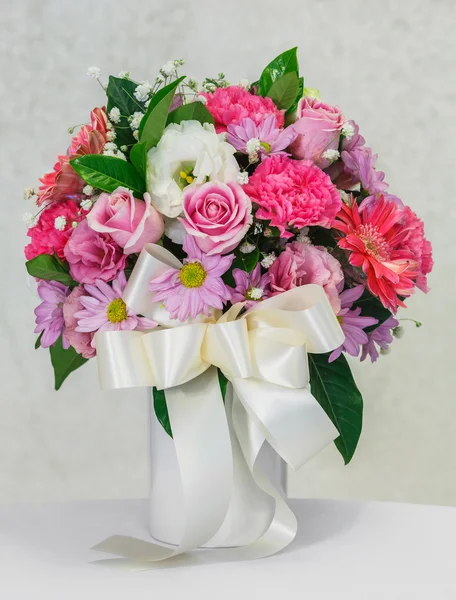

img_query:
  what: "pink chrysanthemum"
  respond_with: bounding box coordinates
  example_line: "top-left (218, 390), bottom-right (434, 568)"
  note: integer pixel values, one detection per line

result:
top-left (400, 206), bottom-right (433, 293)
top-left (34, 280), bottom-right (70, 348)
top-left (333, 196), bottom-right (420, 312)
top-left (226, 115), bottom-right (297, 160)
top-left (244, 155), bottom-right (341, 238)
top-left (149, 236), bottom-right (233, 322)
top-left (228, 264), bottom-right (270, 308)
top-left (200, 86), bottom-right (284, 133)
top-left (74, 271), bottom-right (157, 337)
top-left (25, 199), bottom-right (84, 260)
top-left (361, 316), bottom-right (399, 362)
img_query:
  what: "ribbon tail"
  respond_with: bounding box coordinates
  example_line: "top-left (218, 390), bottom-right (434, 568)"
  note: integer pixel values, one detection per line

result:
top-left (92, 367), bottom-right (233, 566)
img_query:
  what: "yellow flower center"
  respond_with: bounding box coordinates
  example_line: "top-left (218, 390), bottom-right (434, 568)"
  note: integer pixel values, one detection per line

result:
top-left (106, 298), bottom-right (128, 323)
top-left (337, 315), bottom-right (343, 324)
top-left (260, 141), bottom-right (271, 152)
top-left (179, 262), bottom-right (207, 288)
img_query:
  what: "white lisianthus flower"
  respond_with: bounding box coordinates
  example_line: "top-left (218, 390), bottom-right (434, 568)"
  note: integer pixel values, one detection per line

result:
top-left (146, 120), bottom-right (240, 219)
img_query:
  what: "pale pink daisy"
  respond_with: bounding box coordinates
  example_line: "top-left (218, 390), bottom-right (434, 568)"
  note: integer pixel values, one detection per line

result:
top-left (149, 236), bottom-right (233, 322)
top-left (75, 271), bottom-right (157, 336)
top-left (226, 115), bottom-right (297, 160)
top-left (34, 280), bottom-right (70, 348)
top-left (228, 264), bottom-right (271, 308)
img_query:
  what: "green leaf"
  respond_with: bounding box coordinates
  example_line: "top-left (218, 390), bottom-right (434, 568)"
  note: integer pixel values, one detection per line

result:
top-left (309, 353), bottom-right (363, 464)
top-left (35, 332), bottom-right (43, 350)
top-left (258, 47), bottom-right (299, 97)
top-left (49, 336), bottom-right (88, 391)
top-left (153, 387), bottom-right (173, 438)
top-left (106, 76), bottom-right (144, 149)
top-left (129, 142), bottom-right (148, 178)
top-left (353, 289), bottom-right (392, 333)
top-left (266, 72), bottom-right (300, 110)
top-left (223, 247), bottom-right (260, 287)
top-left (139, 77), bottom-right (185, 150)
top-left (70, 154), bottom-right (146, 196)
top-left (26, 254), bottom-right (76, 286)
top-left (217, 369), bottom-right (229, 402)
top-left (167, 102), bottom-right (215, 126)
top-left (286, 75), bottom-right (304, 117)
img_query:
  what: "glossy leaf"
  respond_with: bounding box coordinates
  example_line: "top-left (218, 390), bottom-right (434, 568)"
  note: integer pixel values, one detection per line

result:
top-left (167, 102), bottom-right (214, 126)
top-left (35, 332), bottom-right (43, 350)
top-left (106, 76), bottom-right (144, 148)
top-left (217, 369), bottom-right (229, 402)
top-left (129, 142), bottom-right (148, 179)
top-left (26, 254), bottom-right (76, 286)
top-left (139, 77), bottom-right (185, 150)
top-left (258, 47), bottom-right (299, 96)
top-left (353, 289), bottom-right (392, 333)
top-left (266, 72), bottom-right (300, 110)
top-left (70, 154), bottom-right (146, 196)
top-left (49, 336), bottom-right (88, 391)
top-left (153, 387), bottom-right (173, 438)
top-left (286, 75), bottom-right (304, 116)
top-left (309, 353), bottom-right (363, 464)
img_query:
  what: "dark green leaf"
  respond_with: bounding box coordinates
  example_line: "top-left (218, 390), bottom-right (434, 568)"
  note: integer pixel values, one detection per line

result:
top-left (217, 369), bottom-right (229, 402)
top-left (223, 247), bottom-right (260, 287)
top-left (129, 142), bottom-right (148, 178)
top-left (70, 154), bottom-right (146, 196)
top-left (106, 76), bottom-right (144, 148)
top-left (286, 76), bottom-right (304, 117)
top-left (258, 47), bottom-right (299, 97)
top-left (167, 102), bottom-right (215, 126)
top-left (353, 289), bottom-right (392, 333)
top-left (309, 353), bottom-right (363, 464)
top-left (153, 387), bottom-right (173, 438)
top-left (26, 254), bottom-right (76, 286)
top-left (49, 336), bottom-right (88, 391)
top-left (266, 72), bottom-right (300, 110)
top-left (139, 77), bottom-right (185, 150)
top-left (35, 332), bottom-right (43, 350)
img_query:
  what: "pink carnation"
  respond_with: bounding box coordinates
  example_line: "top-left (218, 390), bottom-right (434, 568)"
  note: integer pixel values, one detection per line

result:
top-left (200, 86), bottom-right (284, 133)
top-left (62, 286), bottom-right (96, 359)
top-left (25, 199), bottom-right (83, 260)
top-left (244, 155), bottom-right (341, 238)
top-left (269, 242), bottom-right (344, 313)
top-left (64, 220), bottom-right (127, 284)
top-left (399, 206), bottom-right (433, 293)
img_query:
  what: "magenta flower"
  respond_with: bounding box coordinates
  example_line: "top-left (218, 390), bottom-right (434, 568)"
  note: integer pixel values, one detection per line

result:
top-left (149, 236), bottom-right (233, 322)
top-left (360, 315), bottom-right (399, 363)
top-left (75, 271), bottom-right (157, 335)
top-left (329, 285), bottom-right (378, 362)
top-left (34, 280), bottom-right (71, 348)
top-left (226, 115), bottom-right (297, 160)
top-left (228, 264), bottom-right (270, 308)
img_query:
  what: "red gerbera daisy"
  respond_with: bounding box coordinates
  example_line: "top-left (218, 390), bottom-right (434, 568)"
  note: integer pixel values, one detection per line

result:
top-left (333, 196), bottom-right (419, 312)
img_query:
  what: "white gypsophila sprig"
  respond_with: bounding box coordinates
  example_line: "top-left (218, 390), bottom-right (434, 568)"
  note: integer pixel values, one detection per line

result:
top-left (261, 253), bottom-right (276, 269)
top-left (82, 185), bottom-right (94, 196)
top-left (80, 198), bottom-right (94, 211)
top-left (248, 287), bottom-right (264, 301)
top-left (237, 171), bottom-right (249, 185)
top-left (195, 94), bottom-right (208, 105)
top-left (339, 190), bottom-right (351, 205)
top-left (54, 216), bottom-right (67, 231)
top-left (341, 121), bottom-right (355, 140)
top-left (22, 212), bottom-right (37, 227)
top-left (246, 138), bottom-right (261, 164)
top-left (296, 226), bottom-right (311, 244)
top-left (160, 61), bottom-right (176, 77)
top-left (239, 79), bottom-right (250, 89)
top-left (129, 111), bottom-right (144, 131)
top-left (104, 142), bottom-right (117, 152)
top-left (118, 70), bottom-right (130, 79)
top-left (240, 242), bottom-right (256, 254)
top-left (71, 221), bottom-right (78, 228)
top-left (23, 186), bottom-right (35, 200)
top-left (106, 130), bottom-right (117, 141)
top-left (322, 149), bottom-right (340, 163)
top-left (108, 107), bottom-right (121, 123)
top-left (134, 81), bottom-right (152, 103)
top-left (87, 66), bottom-right (101, 79)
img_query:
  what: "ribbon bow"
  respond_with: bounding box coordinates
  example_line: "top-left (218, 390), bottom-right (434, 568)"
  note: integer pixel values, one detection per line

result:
top-left (92, 244), bottom-right (344, 569)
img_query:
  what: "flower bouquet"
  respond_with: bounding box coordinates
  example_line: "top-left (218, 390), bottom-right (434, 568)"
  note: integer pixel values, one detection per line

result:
top-left (24, 48), bottom-right (433, 565)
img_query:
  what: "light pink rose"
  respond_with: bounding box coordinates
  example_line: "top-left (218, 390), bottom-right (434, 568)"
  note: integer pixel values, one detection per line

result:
top-left (180, 181), bottom-right (252, 255)
top-left (64, 220), bottom-right (127, 284)
top-left (62, 286), bottom-right (96, 359)
top-left (87, 187), bottom-right (164, 255)
top-left (269, 242), bottom-right (344, 313)
top-left (289, 97), bottom-right (345, 168)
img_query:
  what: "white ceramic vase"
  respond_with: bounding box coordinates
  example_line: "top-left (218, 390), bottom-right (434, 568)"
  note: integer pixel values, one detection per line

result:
top-left (147, 387), bottom-right (286, 548)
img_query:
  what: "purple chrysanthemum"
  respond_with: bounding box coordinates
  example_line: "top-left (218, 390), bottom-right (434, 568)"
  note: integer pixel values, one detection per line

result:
top-left (34, 280), bottom-right (70, 348)
top-left (329, 284), bottom-right (378, 362)
top-left (360, 315), bottom-right (399, 363)
top-left (75, 270), bottom-right (157, 336)
top-left (226, 115), bottom-right (297, 160)
top-left (149, 236), bottom-right (233, 322)
top-left (228, 263), bottom-right (270, 308)
top-left (341, 146), bottom-right (388, 196)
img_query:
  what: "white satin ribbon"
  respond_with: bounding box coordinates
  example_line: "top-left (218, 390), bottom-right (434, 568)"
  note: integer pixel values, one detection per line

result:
top-left (92, 243), bottom-right (345, 568)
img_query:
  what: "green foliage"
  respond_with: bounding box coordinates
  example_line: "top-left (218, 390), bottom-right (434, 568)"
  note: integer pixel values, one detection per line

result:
top-left (309, 353), bottom-right (363, 464)
top-left (223, 247), bottom-right (260, 287)
top-left (106, 76), bottom-right (144, 149)
top-left (139, 77), bottom-right (185, 150)
top-left (49, 336), bottom-right (88, 391)
top-left (70, 154), bottom-right (146, 196)
top-left (35, 332), bottom-right (43, 350)
top-left (167, 102), bottom-right (214, 126)
top-left (153, 387), bottom-right (172, 438)
top-left (217, 369), bottom-right (229, 402)
top-left (26, 254), bottom-right (76, 286)
top-left (286, 76), bottom-right (304, 116)
top-left (353, 289), bottom-right (392, 333)
top-left (129, 142), bottom-right (148, 179)
top-left (266, 71), bottom-right (300, 110)
top-left (258, 47), bottom-right (299, 97)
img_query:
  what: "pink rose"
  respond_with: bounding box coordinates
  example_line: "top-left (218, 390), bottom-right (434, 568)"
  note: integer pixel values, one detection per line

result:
top-left (62, 286), bottom-right (96, 359)
top-left (180, 181), bottom-right (252, 255)
top-left (87, 187), bottom-right (164, 255)
top-left (64, 220), bottom-right (127, 284)
top-left (269, 242), bottom-right (344, 313)
top-left (289, 97), bottom-right (345, 168)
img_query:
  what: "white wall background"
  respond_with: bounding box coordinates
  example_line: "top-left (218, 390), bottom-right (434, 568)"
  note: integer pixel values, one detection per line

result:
top-left (1, 0), bottom-right (455, 505)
